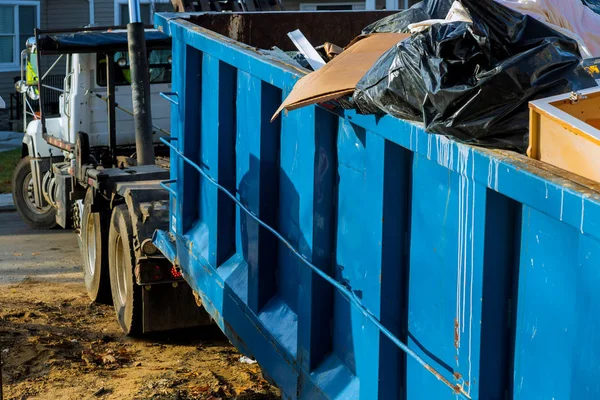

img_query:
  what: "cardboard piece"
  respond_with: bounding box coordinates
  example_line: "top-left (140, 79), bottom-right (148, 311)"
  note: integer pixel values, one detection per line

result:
top-left (272, 33), bottom-right (410, 121)
top-left (323, 42), bottom-right (343, 59)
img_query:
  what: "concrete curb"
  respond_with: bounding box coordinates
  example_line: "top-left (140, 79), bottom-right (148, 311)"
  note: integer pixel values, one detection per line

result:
top-left (0, 194), bottom-right (15, 213)
top-left (0, 131), bottom-right (23, 152)
top-left (0, 131), bottom-right (22, 141)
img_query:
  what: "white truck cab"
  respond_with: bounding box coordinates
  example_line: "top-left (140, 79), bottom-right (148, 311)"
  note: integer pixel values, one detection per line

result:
top-left (20, 39), bottom-right (171, 161)
top-left (14, 30), bottom-right (171, 228)
top-left (12, 27), bottom-right (208, 335)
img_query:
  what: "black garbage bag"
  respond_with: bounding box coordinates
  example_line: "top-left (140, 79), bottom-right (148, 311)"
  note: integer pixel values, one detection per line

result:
top-left (582, 0), bottom-right (600, 15)
top-left (353, 0), bottom-right (597, 152)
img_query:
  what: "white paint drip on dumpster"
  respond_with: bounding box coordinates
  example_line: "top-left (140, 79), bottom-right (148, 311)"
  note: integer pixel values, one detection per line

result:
top-left (486, 157), bottom-right (500, 191)
top-left (468, 154), bottom-right (475, 396)
top-left (560, 190), bottom-right (564, 221)
top-left (487, 158), bottom-right (493, 188)
top-left (456, 145), bottom-right (473, 372)
top-left (581, 196), bottom-right (585, 234)
top-left (453, 145), bottom-right (476, 389)
top-left (494, 159), bottom-right (499, 191)
top-left (427, 134), bottom-right (432, 160)
top-left (415, 125), bottom-right (419, 152)
top-left (456, 183), bottom-right (464, 357)
top-left (458, 146), bottom-right (470, 335)
top-left (436, 135), bottom-right (454, 169)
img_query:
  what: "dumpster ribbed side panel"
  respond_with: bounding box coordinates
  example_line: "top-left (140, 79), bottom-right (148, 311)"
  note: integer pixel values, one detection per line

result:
top-left (156, 13), bottom-right (600, 400)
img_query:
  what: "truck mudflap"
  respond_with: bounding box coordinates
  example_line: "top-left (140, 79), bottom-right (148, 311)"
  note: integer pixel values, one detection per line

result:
top-left (141, 281), bottom-right (212, 333)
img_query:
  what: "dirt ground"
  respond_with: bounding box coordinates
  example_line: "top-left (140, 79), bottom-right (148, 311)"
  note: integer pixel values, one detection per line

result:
top-left (0, 212), bottom-right (280, 400)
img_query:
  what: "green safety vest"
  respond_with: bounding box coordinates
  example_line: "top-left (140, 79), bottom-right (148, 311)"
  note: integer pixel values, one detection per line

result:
top-left (26, 57), bottom-right (39, 96)
top-left (99, 57), bottom-right (132, 84)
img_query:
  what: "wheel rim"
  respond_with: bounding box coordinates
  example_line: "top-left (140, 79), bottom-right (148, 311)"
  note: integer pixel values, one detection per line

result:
top-left (22, 172), bottom-right (52, 215)
top-left (85, 212), bottom-right (96, 276)
top-left (114, 234), bottom-right (128, 306)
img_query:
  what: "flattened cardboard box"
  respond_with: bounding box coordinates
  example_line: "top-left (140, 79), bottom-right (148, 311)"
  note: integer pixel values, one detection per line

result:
top-left (272, 33), bottom-right (410, 121)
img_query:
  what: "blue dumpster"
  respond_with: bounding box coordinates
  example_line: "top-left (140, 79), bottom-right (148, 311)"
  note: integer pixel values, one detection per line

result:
top-left (154, 11), bottom-right (600, 400)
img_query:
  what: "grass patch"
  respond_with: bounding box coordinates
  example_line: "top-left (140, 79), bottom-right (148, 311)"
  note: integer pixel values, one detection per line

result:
top-left (0, 148), bottom-right (22, 194)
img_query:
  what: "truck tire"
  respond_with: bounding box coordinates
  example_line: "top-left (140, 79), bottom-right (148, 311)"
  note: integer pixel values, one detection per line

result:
top-left (80, 188), bottom-right (112, 304)
top-left (12, 156), bottom-right (57, 229)
top-left (108, 205), bottom-right (142, 336)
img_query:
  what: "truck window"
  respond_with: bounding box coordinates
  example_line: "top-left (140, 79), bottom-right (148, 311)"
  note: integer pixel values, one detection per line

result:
top-left (96, 49), bottom-right (172, 87)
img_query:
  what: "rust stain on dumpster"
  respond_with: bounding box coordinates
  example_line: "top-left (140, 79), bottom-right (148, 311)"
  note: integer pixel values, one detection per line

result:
top-left (454, 318), bottom-right (460, 348)
top-left (424, 365), bottom-right (468, 397)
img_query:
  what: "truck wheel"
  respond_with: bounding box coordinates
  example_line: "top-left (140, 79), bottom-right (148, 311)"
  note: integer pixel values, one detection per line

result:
top-left (80, 188), bottom-right (112, 304)
top-left (12, 156), bottom-right (56, 229)
top-left (108, 205), bottom-right (142, 336)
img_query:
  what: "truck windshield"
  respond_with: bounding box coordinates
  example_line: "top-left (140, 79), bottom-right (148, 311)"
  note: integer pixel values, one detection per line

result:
top-left (96, 49), bottom-right (171, 87)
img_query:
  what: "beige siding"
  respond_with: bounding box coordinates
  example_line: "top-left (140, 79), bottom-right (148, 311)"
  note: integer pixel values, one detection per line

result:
top-left (0, 71), bottom-right (20, 107)
top-left (285, 0), bottom-right (418, 10)
top-left (39, 0), bottom-right (48, 29)
top-left (44, 0), bottom-right (91, 29)
top-left (283, 0), bottom-right (366, 11)
top-left (95, 0), bottom-right (115, 26)
top-left (1, 0), bottom-right (89, 110)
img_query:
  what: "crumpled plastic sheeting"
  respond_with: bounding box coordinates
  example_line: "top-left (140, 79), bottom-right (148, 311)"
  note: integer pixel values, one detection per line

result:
top-left (259, 47), bottom-right (306, 69)
top-left (408, 1), bottom-right (472, 34)
top-left (353, 0), bottom-right (597, 152)
top-left (495, 0), bottom-right (600, 58)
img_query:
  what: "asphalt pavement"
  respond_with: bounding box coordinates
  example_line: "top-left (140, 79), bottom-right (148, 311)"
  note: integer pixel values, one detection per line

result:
top-left (0, 194), bottom-right (13, 211)
top-left (0, 212), bottom-right (82, 285)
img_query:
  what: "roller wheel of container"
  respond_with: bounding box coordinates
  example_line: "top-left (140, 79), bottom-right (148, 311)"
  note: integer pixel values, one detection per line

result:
top-left (108, 205), bottom-right (142, 336)
top-left (80, 188), bottom-right (112, 304)
top-left (12, 156), bottom-right (57, 229)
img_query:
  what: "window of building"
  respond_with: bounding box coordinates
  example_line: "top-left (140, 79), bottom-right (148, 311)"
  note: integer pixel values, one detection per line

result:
top-left (115, 0), bottom-right (174, 25)
top-left (0, 1), bottom-right (39, 71)
top-left (299, 2), bottom-right (365, 10)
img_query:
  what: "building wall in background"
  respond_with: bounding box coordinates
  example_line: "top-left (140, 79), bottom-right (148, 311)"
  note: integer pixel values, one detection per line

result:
top-left (2, 0), bottom-right (419, 123)
top-left (0, 0), bottom-right (91, 106)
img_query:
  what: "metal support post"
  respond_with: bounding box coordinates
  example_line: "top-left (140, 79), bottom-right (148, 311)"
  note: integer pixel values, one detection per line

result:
top-left (106, 54), bottom-right (117, 166)
top-left (127, 0), bottom-right (155, 165)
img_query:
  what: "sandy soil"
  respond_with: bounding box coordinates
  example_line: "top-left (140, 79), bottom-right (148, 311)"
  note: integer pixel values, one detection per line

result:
top-left (0, 212), bottom-right (280, 400)
top-left (0, 278), bottom-right (280, 400)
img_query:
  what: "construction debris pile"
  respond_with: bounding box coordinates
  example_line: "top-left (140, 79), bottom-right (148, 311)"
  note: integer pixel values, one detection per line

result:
top-left (276, 0), bottom-right (600, 153)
